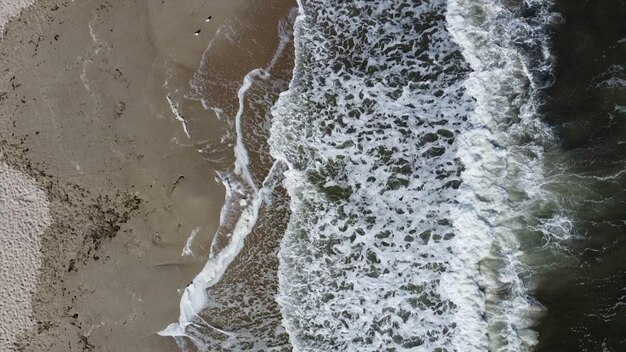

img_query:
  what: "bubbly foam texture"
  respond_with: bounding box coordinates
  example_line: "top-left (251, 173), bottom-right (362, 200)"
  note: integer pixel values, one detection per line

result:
top-left (269, 0), bottom-right (560, 350)
top-left (446, 0), bottom-right (561, 350)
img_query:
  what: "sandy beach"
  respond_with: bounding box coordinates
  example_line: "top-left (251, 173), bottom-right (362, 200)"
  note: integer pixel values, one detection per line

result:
top-left (0, 0), bottom-right (293, 350)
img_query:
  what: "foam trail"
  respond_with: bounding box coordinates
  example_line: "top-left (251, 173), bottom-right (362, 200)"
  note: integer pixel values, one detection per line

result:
top-left (233, 69), bottom-right (268, 190)
top-left (181, 227), bottom-right (201, 257)
top-left (207, 171), bottom-right (238, 258)
top-left (166, 95), bottom-right (191, 139)
top-left (159, 160), bottom-right (285, 337)
top-left (266, 8), bottom-right (298, 72)
top-left (161, 95), bottom-right (261, 336)
top-left (233, 8), bottom-right (295, 189)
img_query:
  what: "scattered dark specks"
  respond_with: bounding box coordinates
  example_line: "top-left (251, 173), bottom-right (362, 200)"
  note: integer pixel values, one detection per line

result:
top-left (10, 76), bottom-right (21, 90)
top-left (193, 29), bottom-right (201, 36)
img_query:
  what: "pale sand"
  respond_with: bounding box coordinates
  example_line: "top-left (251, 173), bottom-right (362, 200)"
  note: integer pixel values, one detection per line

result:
top-left (0, 0), bottom-right (271, 351)
top-left (0, 162), bottom-right (51, 351)
top-left (0, 0), bottom-right (34, 38)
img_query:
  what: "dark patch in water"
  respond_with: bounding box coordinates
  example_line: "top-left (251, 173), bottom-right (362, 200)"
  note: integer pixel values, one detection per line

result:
top-left (536, 1), bottom-right (626, 350)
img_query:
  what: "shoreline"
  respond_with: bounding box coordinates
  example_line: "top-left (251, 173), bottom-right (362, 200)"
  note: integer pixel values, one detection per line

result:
top-left (159, 1), bottom-right (297, 349)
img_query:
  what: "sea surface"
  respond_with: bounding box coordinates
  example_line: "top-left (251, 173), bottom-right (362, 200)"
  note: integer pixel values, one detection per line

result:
top-left (164, 0), bottom-right (626, 351)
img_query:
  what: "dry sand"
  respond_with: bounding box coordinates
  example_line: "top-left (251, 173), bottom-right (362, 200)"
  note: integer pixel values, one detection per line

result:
top-left (0, 0), bottom-right (285, 351)
top-left (0, 162), bottom-right (51, 351)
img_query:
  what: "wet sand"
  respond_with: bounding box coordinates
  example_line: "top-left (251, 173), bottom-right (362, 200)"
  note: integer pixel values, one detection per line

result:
top-left (0, 0), bottom-right (277, 351)
top-left (162, 0), bottom-right (297, 349)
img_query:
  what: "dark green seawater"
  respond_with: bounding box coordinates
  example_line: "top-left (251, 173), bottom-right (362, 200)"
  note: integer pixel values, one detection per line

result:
top-left (536, 1), bottom-right (626, 350)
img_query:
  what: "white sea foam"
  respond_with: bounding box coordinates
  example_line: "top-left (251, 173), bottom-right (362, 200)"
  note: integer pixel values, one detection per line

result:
top-left (269, 0), bottom-right (560, 350)
top-left (234, 69), bottom-right (269, 190)
top-left (166, 95), bottom-right (191, 139)
top-left (182, 227), bottom-right (201, 257)
top-left (445, 0), bottom-right (560, 349)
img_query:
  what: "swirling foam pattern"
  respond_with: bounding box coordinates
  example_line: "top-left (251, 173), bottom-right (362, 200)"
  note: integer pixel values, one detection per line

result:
top-left (270, 0), bottom-right (559, 351)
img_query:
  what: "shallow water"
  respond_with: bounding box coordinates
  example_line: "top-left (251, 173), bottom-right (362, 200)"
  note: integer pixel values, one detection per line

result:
top-left (159, 2), bottom-right (297, 351)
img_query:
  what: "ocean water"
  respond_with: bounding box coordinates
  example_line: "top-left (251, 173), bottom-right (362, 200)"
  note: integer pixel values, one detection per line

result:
top-left (533, 1), bottom-right (626, 351)
top-left (164, 0), bottom-right (626, 351)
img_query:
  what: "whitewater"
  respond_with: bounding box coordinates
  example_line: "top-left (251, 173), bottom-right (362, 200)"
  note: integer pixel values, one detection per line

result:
top-left (269, 0), bottom-right (561, 351)
top-left (164, 0), bottom-right (568, 351)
